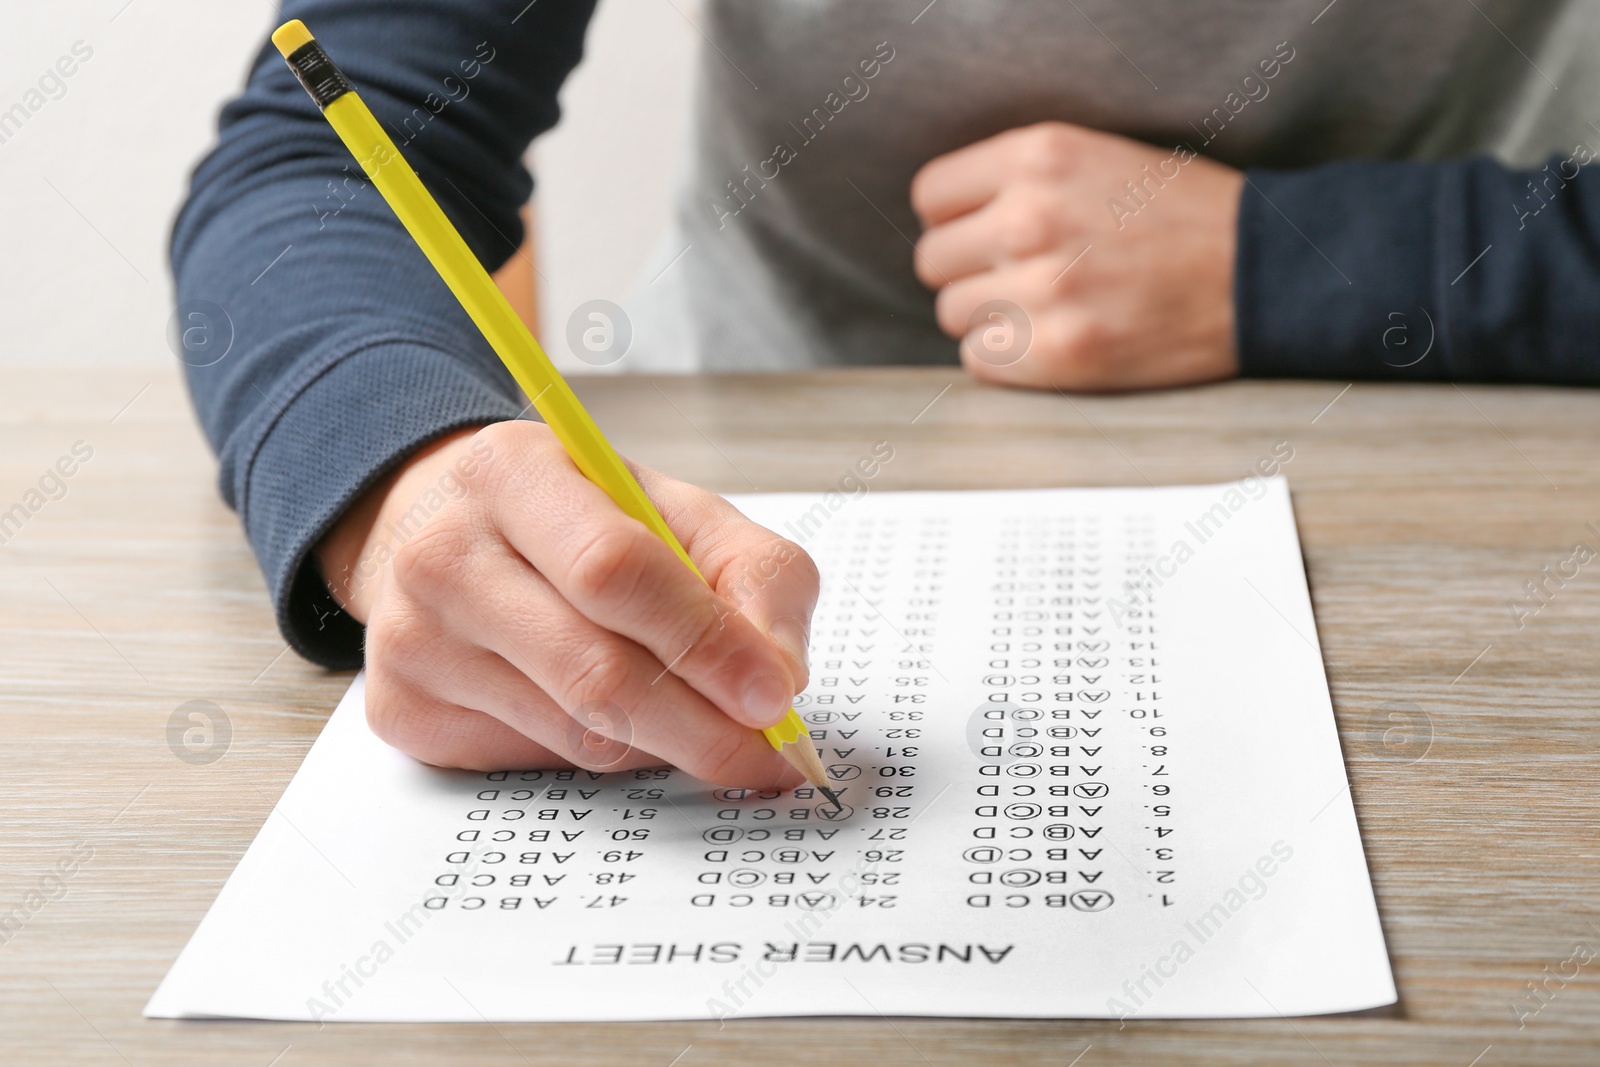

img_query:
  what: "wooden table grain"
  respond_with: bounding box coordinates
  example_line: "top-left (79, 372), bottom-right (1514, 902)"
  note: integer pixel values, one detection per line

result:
top-left (3, 365), bottom-right (1598, 1066)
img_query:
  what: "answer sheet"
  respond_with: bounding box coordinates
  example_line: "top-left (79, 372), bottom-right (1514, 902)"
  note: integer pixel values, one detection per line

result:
top-left (147, 479), bottom-right (1395, 1021)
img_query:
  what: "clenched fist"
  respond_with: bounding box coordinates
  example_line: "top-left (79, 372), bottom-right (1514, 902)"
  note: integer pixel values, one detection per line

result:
top-left (912, 121), bottom-right (1244, 391)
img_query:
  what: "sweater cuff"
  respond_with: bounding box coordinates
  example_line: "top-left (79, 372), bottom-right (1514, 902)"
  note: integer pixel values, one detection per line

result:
top-left (241, 343), bottom-right (523, 669)
top-left (1235, 161), bottom-right (1443, 381)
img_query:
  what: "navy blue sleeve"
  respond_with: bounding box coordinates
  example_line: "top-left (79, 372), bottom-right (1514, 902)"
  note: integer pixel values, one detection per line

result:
top-left (173, 0), bottom-right (597, 669)
top-left (1236, 152), bottom-right (1600, 384)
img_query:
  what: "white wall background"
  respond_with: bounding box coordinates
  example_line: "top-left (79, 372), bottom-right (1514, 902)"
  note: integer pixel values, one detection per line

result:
top-left (0, 0), bottom-right (698, 371)
top-left (534, 0), bottom-right (701, 372)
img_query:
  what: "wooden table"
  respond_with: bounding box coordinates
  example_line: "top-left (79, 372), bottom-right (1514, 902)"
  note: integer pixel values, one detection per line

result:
top-left (4, 365), bottom-right (1598, 1065)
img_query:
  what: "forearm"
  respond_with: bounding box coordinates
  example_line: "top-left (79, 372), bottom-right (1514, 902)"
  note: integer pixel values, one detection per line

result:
top-left (1235, 150), bottom-right (1600, 384)
top-left (174, 0), bottom-right (596, 667)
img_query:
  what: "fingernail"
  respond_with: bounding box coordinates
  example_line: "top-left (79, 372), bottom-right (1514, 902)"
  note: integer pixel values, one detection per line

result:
top-left (741, 672), bottom-right (792, 728)
top-left (769, 617), bottom-right (810, 673)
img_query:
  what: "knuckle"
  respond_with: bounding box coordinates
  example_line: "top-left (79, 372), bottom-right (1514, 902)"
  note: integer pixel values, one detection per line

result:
top-left (364, 602), bottom-right (434, 666)
top-left (469, 418), bottom-right (526, 458)
top-left (678, 603), bottom-right (739, 672)
top-left (561, 644), bottom-right (633, 710)
top-left (780, 539), bottom-right (820, 593)
top-left (724, 535), bottom-right (815, 604)
top-left (566, 525), bottom-right (651, 605)
top-left (996, 196), bottom-right (1046, 258)
top-left (1017, 122), bottom-right (1075, 173)
top-left (388, 516), bottom-right (471, 594)
top-left (471, 420), bottom-right (559, 497)
top-left (771, 544), bottom-right (821, 615)
top-left (465, 423), bottom-right (520, 489)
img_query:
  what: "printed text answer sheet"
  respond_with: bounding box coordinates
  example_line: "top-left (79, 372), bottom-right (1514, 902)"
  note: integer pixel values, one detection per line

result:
top-left (147, 480), bottom-right (1395, 1021)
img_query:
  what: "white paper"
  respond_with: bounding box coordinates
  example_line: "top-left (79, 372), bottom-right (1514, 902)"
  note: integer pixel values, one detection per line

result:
top-left (146, 479), bottom-right (1394, 1022)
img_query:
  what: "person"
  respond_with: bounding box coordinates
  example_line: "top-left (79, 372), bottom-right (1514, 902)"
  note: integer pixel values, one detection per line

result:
top-left (175, 0), bottom-right (1600, 783)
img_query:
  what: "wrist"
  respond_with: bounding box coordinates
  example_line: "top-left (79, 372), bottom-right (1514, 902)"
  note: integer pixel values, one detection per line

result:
top-left (316, 425), bottom-right (486, 621)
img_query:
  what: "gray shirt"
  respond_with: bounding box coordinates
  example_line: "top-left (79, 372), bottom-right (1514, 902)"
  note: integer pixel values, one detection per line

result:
top-left (629, 0), bottom-right (1600, 371)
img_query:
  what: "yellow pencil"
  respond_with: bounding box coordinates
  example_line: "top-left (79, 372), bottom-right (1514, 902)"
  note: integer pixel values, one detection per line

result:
top-left (270, 20), bottom-right (838, 807)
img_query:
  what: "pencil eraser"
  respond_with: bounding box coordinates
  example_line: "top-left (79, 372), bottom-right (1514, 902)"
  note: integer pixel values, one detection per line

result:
top-left (271, 19), bottom-right (315, 58)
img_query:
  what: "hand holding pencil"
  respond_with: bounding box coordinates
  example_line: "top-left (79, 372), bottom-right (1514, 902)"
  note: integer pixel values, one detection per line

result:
top-left (320, 422), bottom-right (826, 791)
top-left (277, 20), bottom-right (838, 802)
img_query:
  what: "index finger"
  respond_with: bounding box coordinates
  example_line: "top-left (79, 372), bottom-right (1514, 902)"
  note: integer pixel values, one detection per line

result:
top-left (636, 465), bottom-right (820, 691)
top-left (485, 444), bottom-right (804, 732)
top-left (912, 123), bottom-right (1093, 227)
top-left (911, 133), bottom-right (1017, 227)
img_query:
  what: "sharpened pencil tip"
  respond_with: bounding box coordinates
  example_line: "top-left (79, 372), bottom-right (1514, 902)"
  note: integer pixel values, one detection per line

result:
top-left (820, 786), bottom-right (843, 812)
